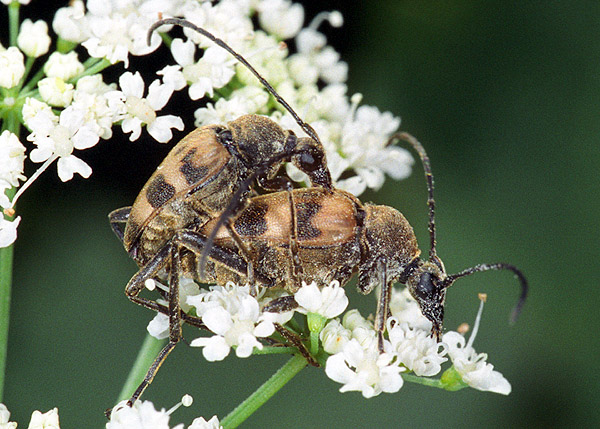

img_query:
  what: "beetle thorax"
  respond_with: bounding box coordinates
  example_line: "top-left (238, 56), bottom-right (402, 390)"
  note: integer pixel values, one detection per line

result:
top-left (228, 115), bottom-right (289, 169)
top-left (363, 204), bottom-right (421, 276)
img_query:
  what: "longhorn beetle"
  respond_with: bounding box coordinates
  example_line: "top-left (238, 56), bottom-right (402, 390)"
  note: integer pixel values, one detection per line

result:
top-left (196, 132), bottom-right (528, 351)
top-left (108, 19), bottom-right (333, 410)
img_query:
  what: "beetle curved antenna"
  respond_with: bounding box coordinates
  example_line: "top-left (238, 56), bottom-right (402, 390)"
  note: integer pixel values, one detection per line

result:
top-left (197, 150), bottom-right (296, 276)
top-left (147, 18), bottom-right (323, 147)
top-left (392, 132), bottom-right (438, 263)
top-left (441, 263), bottom-right (528, 323)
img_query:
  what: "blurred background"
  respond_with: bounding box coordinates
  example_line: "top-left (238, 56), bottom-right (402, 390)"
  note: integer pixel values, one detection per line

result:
top-left (3, 1), bottom-right (599, 427)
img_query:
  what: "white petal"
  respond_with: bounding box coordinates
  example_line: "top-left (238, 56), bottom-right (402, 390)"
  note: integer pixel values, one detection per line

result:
top-left (146, 313), bottom-right (169, 340)
top-left (235, 332), bottom-right (262, 358)
top-left (294, 282), bottom-right (322, 313)
top-left (147, 115), bottom-right (184, 143)
top-left (253, 320), bottom-right (275, 338)
top-left (171, 38), bottom-right (195, 67)
top-left (0, 216), bottom-right (20, 248)
top-left (146, 80), bottom-right (174, 110)
top-left (71, 126), bottom-right (100, 150)
top-left (119, 72), bottom-right (144, 98)
top-left (121, 117), bottom-right (142, 141)
top-left (190, 335), bottom-right (231, 362)
top-left (57, 155), bottom-right (92, 181)
top-left (202, 307), bottom-right (233, 336)
top-left (325, 353), bottom-right (355, 385)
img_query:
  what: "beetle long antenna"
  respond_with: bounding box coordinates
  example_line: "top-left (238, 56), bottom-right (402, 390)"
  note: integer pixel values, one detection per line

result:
top-left (392, 132), bottom-right (438, 262)
top-left (147, 18), bottom-right (322, 146)
top-left (442, 263), bottom-right (528, 323)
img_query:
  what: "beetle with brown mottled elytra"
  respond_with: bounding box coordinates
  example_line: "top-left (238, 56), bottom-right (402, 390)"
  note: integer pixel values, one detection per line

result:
top-left (196, 132), bottom-right (529, 353)
top-left (106, 18), bottom-right (333, 412)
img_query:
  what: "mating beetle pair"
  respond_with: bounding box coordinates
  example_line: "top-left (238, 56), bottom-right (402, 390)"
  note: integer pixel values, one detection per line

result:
top-left (108, 18), bottom-right (528, 409)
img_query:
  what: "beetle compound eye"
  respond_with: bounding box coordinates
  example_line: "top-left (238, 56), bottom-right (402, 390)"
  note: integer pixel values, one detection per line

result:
top-left (218, 129), bottom-right (234, 146)
top-left (415, 272), bottom-right (437, 299)
top-left (297, 148), bottom-right (324, 173)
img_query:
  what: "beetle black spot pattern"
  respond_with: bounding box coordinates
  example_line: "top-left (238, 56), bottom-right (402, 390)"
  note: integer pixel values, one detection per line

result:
top-left (146, 174), bottom-right (176, 209)
top-left (234, 202), bottom-right (269, 236)
top-left (296, 201), bottom-right (321, 240)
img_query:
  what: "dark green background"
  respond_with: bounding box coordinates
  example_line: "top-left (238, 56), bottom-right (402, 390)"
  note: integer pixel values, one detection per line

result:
top-left (3, 1), bottom-right (598, 427)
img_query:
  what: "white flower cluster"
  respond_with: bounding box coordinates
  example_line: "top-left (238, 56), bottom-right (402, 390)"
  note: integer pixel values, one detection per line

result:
top-left (322, 288), bottom-right (511, 396)
top-left (107, 396), bottom-right (222, 429)
top-left (146, 278), bottom-right (511, 398)
top-left (0, 403), bottom-right (60, 429)
top-left (1, 0), bottom-right (412, 250)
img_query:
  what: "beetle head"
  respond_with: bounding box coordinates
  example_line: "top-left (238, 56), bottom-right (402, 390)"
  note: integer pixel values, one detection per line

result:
top-left (404, 258), bottom-right (449, 341)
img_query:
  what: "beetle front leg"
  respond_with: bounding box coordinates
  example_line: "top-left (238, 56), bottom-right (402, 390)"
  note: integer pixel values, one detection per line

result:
top-left (374, 256), bottom-right (391, 354)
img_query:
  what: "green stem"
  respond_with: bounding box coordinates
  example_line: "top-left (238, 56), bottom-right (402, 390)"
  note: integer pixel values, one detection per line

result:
top-left (401, 373), bottom-right (447, 389)
top-left (117, 334), bottom-right (167, 402)
top-left (221, 355), bottom-right (307, 428)
top-left (8, 2), bottom-right (19, 47)
top-left (251, 346), bottom-right (296, 356)
top-left (21, 67), bottom-right (46, 93)
top-left (0, 188), bottom-right (16, 402)
top-left (0, 245), bottom-right (14, 403)
top-left (70, 58), bottom-right (112, 82)
top-left (310, 331), bottom-right (319, 355)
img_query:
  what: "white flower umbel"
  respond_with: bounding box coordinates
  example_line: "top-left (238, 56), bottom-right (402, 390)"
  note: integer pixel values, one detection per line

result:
top-left (26, 105), bottom-right (99, 181)
top-left (79, 0), bottom-right (166, 67)
top-left (442, 298), bottom-right (512, 395)
top-left (336, 104), bottom-right (411, 195)
top-left (107, 399), bottom-right (184, 429)
top-left (27, 407), bottom-right (60, 429)
top-left (170, 39), bottom-right (236, 100)
top-left (188, 416), bottom-right (222, 429)
top-left (107, 72), bottom-right (184, 143)
top-left (17, 19), bottom-right (51, 58)
top-left (294, 280), bottom-right (348, 319)
top-left (387, 319), bottom-right (448, 377)
top-left (0, 403), bottom-right (17, 429)
top-left (325, 338), bottom-right (404, 398)
top-left (188, 283), bottom-right (290, 361)
top-left (0, 47), bottom-right (25, 89)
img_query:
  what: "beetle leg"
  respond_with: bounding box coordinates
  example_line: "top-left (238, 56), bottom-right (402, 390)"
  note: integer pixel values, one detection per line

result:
top-left (263, 297), bottom-right (316, 366)
top-left (127, 244), bottom-right (183, 407)
top-left (374, 256), bottom-right (391, 354)
top-left (108, 206), bottom-right (132, 242)
top-left (172, 229), bottom-right (274, 287)
top-left (128, 296), bottom-right (206, 330)
top-left (274, 323), bottom-right (319, 367)
top-left (262, 295), bottom-right (299, 313)
top-left (224, 222), bottom-right (257, 296)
